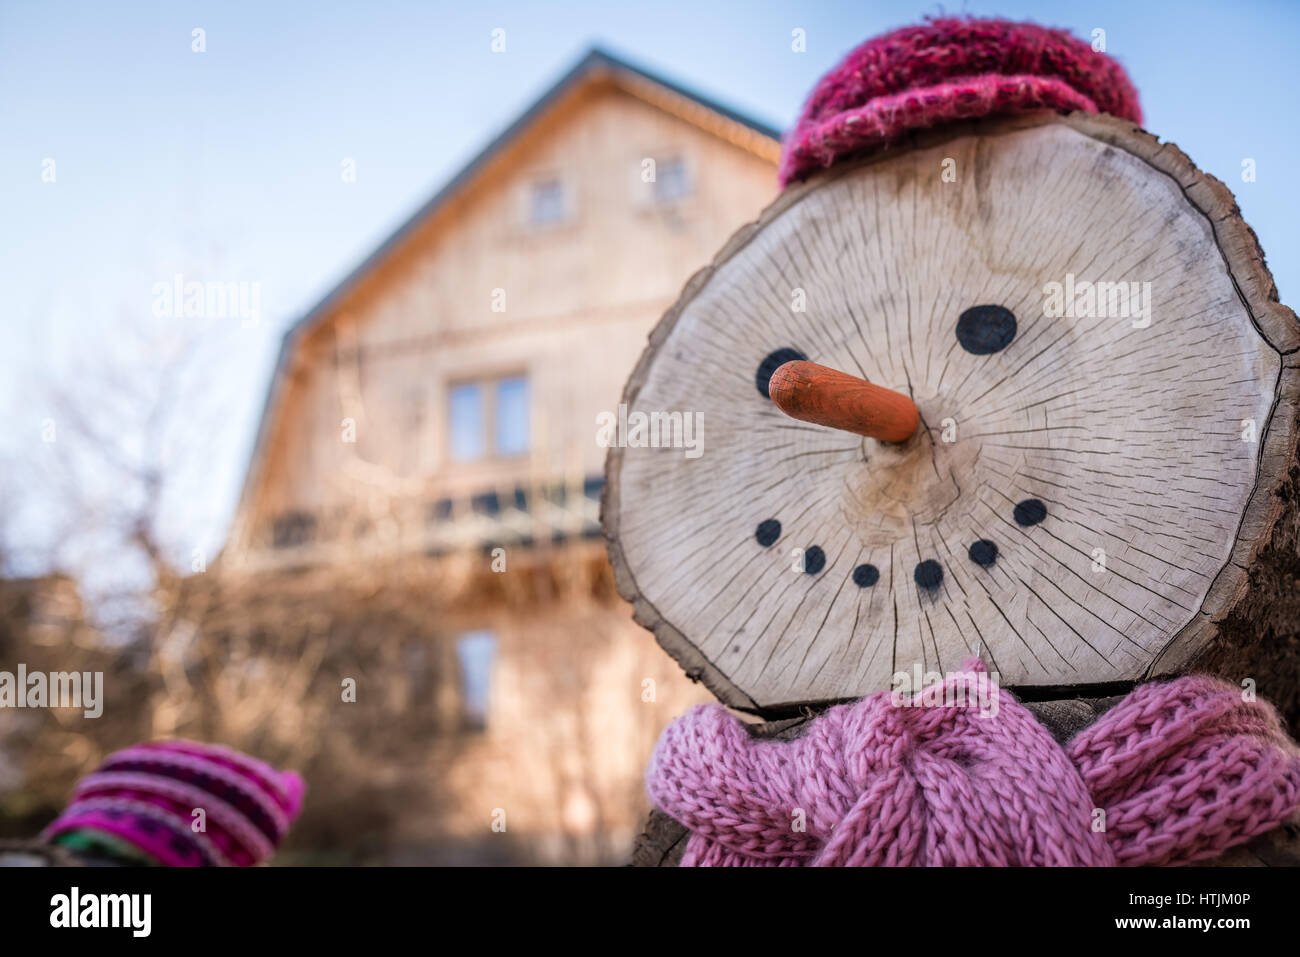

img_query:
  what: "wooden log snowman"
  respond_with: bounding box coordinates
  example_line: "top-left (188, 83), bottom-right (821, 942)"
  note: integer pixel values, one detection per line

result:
top-left (602, 18), bottom-right (1300, 866)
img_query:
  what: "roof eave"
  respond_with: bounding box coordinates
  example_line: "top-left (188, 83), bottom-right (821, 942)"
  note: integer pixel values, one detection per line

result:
top-left (224, 47), bottom-right (783, 554)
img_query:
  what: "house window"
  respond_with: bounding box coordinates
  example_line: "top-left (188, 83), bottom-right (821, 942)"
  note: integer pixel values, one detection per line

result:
top-left (456, 630), bottom-right (497, 730)
top-left (449, 383), bottom-right (486, 461)
top-left (654, 157), bottom-right (692, 204)
top-left (448, 374), bottom-right (529, 462)
top-left (494, 376), bottom-right (529, 455)
top-left (271, 510), bottom-right (316, 548)
top-left (528, 177), bottom-right (567, 226)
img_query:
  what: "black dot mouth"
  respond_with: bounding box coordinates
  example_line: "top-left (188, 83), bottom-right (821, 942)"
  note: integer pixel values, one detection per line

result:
top-left (1013, 498), bottom-right (1048, 527)
top-left (755, 348), bottom-right (807, 398)
top-left (757, 496), bottom-right (1046, 589)
top-left (914, 559), bottom-right (943, 590)
top-left (969, 539), bottom-right (998, 567)
top-left (852, 563), bottom-right (879, 587)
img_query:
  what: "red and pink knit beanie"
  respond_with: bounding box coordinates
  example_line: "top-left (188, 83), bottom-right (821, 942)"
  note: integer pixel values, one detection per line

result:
top-left (42, 740), bottom-right (305, 867)
top-left (779, 17), bottom-right (1143, 186)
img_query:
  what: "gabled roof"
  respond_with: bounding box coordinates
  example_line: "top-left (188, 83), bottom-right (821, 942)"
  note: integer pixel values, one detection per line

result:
top-left (229, 46), bottom-right (784, 547)
top-left (287, 47), bottom-right (780, 346)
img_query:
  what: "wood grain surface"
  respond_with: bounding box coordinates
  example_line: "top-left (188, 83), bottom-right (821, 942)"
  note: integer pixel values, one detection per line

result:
top-left (603, 113), bottom-right (1300, 713)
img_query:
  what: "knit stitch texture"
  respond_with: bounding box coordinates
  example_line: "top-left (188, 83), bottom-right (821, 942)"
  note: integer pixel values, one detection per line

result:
top-left (779, 17), bottom-right (1143, 187)
top-left (647, 659), bottom-right (1300, 866)
top-left (43, 739), bottom-right (305, 867)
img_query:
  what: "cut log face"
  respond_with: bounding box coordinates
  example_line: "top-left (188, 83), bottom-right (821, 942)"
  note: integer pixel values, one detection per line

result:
top-left (603, 113), bottom-right (1300, 712)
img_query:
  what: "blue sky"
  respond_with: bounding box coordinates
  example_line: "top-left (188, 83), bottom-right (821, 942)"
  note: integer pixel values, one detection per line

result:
top-left (3, 0), bottom-right (1298, 568)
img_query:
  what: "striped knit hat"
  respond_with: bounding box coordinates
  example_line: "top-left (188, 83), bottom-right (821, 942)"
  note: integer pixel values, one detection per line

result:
top-left (779, 17), bottom-right (1143, 186)
top-left (42, 740), bottom-right (305, 867)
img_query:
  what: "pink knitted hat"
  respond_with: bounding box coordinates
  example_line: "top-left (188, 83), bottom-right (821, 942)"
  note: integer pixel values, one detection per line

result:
top-left (648, 659), bottom-right (1300, 866)
top-left (780, 17), bottom-right (1143, 186)
top-left (42, 739), bottom-right (305, 867)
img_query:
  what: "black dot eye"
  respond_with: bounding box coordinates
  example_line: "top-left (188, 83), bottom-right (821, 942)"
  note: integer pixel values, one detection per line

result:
top-left (755, 348), bottom-right (807, 398)
top-left (969, 539), bottom-right (998, 567)
top-left (803, 546), bottom-right (826, 574)
top-left (914, 560), bottom-right (943, 589)
top-left (755, 518), bottom-right (781, 547)
top-left (852, 563), bottom-right (879, 587)
top-left (1013, 499), bottom-right (1047, 527)
top-left (956, 305), bottom-right (1016, 355)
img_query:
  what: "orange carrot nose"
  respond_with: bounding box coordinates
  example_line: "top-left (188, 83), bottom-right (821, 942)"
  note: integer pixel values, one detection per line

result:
top-left (768, 360), bottom-right (919, 443)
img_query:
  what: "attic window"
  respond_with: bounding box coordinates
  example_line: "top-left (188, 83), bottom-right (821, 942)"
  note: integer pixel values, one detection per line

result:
top-left (654, 157), bottom-right (692, 204)
top-left (528, 177), bottom-right (567, 227)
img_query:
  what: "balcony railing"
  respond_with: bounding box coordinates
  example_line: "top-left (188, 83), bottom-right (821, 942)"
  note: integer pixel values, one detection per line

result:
top-left (251, 474), bottom-right (606, 570)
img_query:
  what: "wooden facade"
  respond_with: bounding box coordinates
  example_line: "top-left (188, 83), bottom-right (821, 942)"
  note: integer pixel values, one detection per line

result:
top-left (211, 50), bottom-right (781, 863)
top-left (224, 50), bottom-right (779, 568)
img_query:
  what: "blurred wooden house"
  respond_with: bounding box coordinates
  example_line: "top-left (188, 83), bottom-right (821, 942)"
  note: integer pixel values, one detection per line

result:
top-left (214, 49), bottom-right (780, 862)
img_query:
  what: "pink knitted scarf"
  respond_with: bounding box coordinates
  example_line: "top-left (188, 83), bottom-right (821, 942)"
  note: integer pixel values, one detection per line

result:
top-left (648, 660), bottom-right (1300, 866)
top-left (779, 17), bottom-right (1143, 186)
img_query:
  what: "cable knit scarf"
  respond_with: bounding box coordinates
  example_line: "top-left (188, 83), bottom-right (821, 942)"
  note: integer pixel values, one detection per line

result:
top-left (647, 660), bottom-right (1300, 866)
